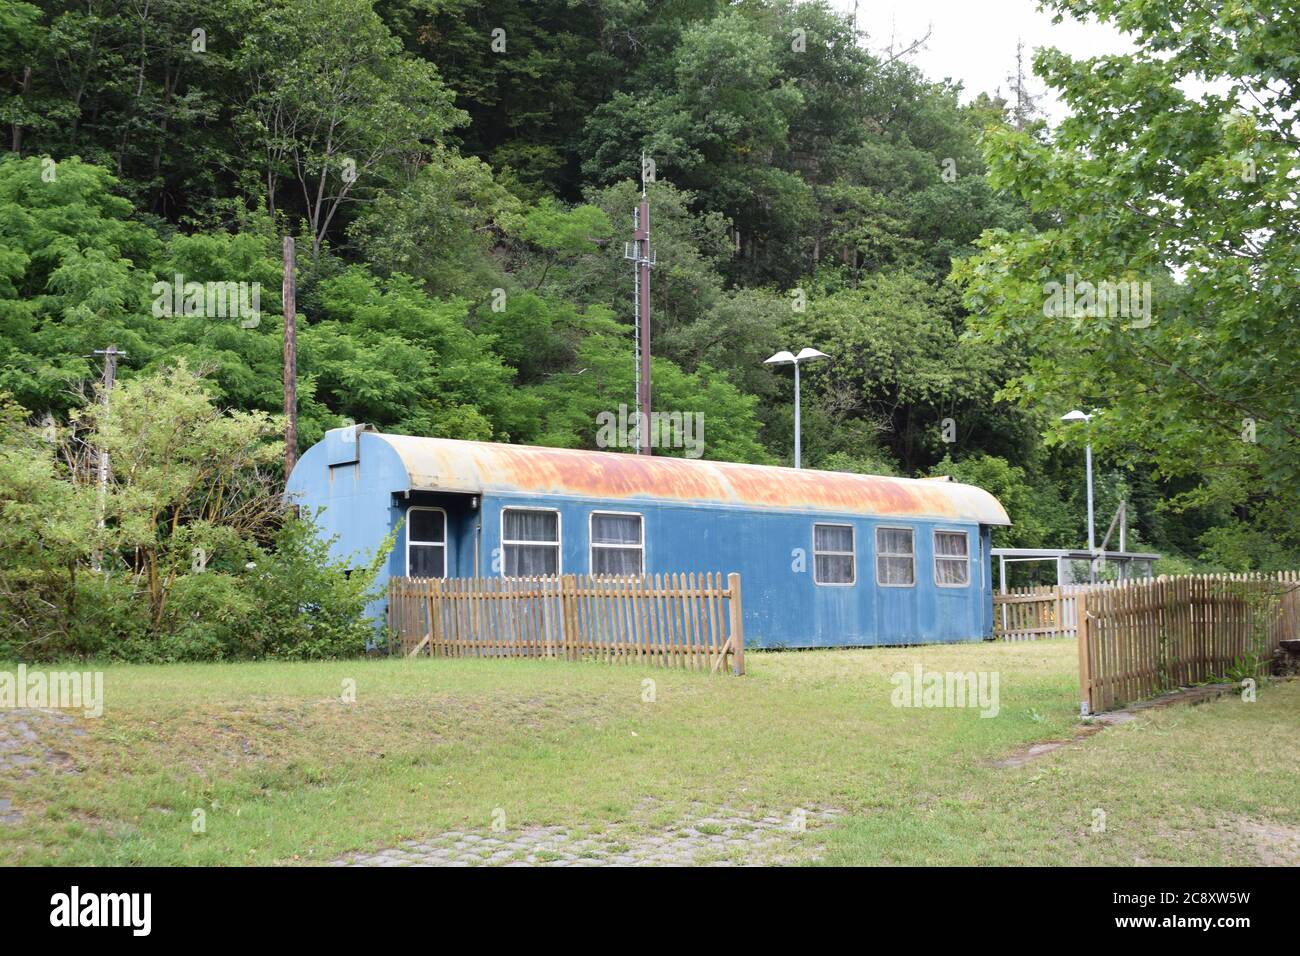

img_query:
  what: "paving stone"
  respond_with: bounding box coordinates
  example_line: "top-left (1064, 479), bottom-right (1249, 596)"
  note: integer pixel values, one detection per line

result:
top-left (329, 804), bottom-right (840, 868)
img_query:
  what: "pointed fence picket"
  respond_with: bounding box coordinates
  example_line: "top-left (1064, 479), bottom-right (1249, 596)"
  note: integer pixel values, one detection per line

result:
top-left (1075, 571), bottom-right (1300, 713)
top-left (386, 572), bottom-right (745, 675)
top-left (993, 584), bottom-right (1093, 640)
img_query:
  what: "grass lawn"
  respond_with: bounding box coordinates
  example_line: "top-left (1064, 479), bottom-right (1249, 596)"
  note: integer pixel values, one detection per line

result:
top-left (0, 640), bottom-right (1296, 866)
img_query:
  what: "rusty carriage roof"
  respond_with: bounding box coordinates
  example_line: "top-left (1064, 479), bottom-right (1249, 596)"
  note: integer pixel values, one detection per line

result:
top-left (371, 433), bottom-right (1011, 525)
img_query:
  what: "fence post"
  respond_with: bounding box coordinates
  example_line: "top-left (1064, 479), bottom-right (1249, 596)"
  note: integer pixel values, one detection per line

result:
top-left (727, 572), bottom-right (745, 676)
top-left (387, 579), bottom-right (397, 656)
top-left (1077, 591), bottom-right (1092, 715)
top-left (560, 574), bottom-right (577, 662)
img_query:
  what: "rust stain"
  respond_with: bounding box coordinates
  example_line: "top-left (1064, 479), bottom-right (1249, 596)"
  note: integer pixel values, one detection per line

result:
top-left (378, 434), bottom-right (1009, 524)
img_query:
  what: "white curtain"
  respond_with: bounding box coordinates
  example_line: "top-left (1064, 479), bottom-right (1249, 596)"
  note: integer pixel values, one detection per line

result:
top-left (814, 524), bottom-right (854, 583)
top-left (876, 528), bottom-right (915, 585)
top-left (935, 531), bottom-right (968, 557)
top-left (503, 509), bottom-right (558, 542)
top-left (505, 543), bottom-right (558, 576)
top-left (815, 554), bottom-right (854, 584)
top-left (592, 513), bottom-right (642, 545)
top-left (502, 510), bottom-right (559, 576)
top-left (934, 531), bottom-right (969, 585)
top-left (877, 527), bottom-right (913, 555)
top-left (936, 558), bottom-right (968, 586)
top-left (814, 524), bottom-right (853, 553)
top-left (593, 547), bottom-right (642, 576)
top-left (592, 514), bottom-right (643, 575)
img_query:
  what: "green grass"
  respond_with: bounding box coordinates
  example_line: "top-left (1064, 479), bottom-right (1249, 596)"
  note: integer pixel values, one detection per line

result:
top-left (0, 641), bottom-right (1296, 865)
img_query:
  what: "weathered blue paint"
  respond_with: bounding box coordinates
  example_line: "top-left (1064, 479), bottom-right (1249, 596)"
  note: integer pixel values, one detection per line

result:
top-left (286, 427), bottom-right (1008, 646)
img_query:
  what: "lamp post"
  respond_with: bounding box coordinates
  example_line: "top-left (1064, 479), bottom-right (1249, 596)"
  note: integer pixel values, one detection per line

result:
top-left (1062, 409), bottom-right (1096, 582)
top-left (764, 347), bottom-right (828, 468)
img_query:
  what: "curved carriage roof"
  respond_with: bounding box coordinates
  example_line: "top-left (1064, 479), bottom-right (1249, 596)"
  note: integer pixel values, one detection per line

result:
top-left (371, 432), bottom-right (1010, 526)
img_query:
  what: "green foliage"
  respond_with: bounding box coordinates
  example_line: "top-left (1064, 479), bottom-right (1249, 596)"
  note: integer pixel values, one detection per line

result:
top-left (2, 0), bottom-right (1292, 623)
top-left (928, 454), bottom-right (1069, 550)
top-left (238, 515), bottom-right (391, 660)
top-left (522, 308), bottom-right (774, 463)
top-left (349, 148), bottom-right (523, 297)
top-left (0, 368), bottom-right (389, 661)
top-left (953, 0), bottom-right (1300, 566)
top-left (237, 0), bottom-right (466, 257)
top-left (303, 268), bottom-right (537, 441)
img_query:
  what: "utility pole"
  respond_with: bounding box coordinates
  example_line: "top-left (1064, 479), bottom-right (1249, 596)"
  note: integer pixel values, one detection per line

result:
top-left (282, 236), bottom-right (298, 476)
top-left (624, 158), bottom-right (655, 455)
top-left (90, 345), bottom-right (125, 571)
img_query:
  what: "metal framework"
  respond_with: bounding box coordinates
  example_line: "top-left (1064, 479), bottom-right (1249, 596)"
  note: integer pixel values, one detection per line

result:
top-left (992, 547), bottom-right (1160, 592)
top-left (623, 167), bottom-right (655, 455)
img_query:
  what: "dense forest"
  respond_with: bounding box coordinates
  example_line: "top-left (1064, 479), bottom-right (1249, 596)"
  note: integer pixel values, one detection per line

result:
top-left (1, 0), bottom-right (1297, 657)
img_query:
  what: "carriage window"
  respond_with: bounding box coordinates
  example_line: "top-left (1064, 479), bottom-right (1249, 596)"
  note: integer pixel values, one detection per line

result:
top-left (591, 512), bottom-right (644, 576)
top-left (934, 531), bottom-right (970, 587)
top-left (876, 527), bottom-right (915, 587)
top-left (813, 524), bottom-right (855, 585)
top-left (502, 508), bottom-right (560, 576)
top-left (407, 507), bottom-right (446, 578)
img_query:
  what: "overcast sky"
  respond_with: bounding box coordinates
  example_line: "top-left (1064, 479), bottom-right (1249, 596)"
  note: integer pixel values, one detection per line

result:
top-left (830, 0), bottom-right (1139, 123)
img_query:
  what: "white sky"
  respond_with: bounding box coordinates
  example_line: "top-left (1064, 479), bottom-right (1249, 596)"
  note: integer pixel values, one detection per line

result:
top-left (829, 0), bottom-right (1139, 123)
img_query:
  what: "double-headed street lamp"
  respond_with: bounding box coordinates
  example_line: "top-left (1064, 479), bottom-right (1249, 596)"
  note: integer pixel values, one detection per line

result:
top-left (1062, 409), bottom-right (1097, 582)
top-left (764, 347), bottom-right (829, 469)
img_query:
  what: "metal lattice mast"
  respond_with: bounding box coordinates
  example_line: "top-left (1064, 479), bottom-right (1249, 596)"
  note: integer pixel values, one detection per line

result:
top-left (623, 158), bottom-right (655, 454)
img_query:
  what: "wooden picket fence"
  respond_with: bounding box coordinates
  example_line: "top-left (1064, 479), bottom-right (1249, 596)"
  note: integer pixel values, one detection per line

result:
top-left (1078, 571), bottom-right (1300, 713)
top-left (387, 573), bottom-right (745, 675)
top-left (994, 584), bottom-right (1090, 640)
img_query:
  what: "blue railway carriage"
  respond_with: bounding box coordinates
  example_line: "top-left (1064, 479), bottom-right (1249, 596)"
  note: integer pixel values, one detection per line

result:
top-left (286, 426), bottom-right (1011, 647)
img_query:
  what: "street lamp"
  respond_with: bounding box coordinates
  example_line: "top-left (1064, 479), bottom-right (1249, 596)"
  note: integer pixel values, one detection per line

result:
top-left (764, 347), bottom-right (828, 468)
top-left (1061, 409), bottom-right (1096, 581)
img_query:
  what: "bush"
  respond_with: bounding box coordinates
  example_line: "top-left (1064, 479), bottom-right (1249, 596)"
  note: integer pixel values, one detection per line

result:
top-left (0, 369), bottom-right (390, 662)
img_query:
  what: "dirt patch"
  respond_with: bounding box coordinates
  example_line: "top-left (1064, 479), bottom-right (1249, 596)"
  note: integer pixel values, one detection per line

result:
top-left (989, 684), bottom-right (1240, 769)
top-left (1223, 815), bottom-right (1300, 867)
top-left (0, 708), bottom-right (87, 826)
top-left (0, 709), bottom-right (84, 776)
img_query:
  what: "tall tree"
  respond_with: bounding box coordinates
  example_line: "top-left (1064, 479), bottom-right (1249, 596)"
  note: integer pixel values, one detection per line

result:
top-left (236, 0), bottom-right (464, 257)
top-left (953, 0), bottom-right (1300, 560)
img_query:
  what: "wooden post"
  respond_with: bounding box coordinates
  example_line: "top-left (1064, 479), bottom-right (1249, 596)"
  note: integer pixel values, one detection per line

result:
top-left (560, 574), bottom-right (575, 661)
top-left (727, 572), bottom-right (745, 676)
top-left (1076, 591), bottom-right (1091, 715)
top-left (282, 236), bottom-right (298, 476)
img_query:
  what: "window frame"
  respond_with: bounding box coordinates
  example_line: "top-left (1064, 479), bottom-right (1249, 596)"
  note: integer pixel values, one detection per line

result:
top-left (499, 506), bottom-right (562, 577)
top-left (588, 510), bottom-right (645, 577)
top-left (874, 525), bottom-right (916, 588)
top-left (812, 522), bottom-right (856, 587)
top-left (405, 505), bottom-right (448, 578)
top-left (933, 528), bottom-right (971, 589)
